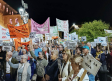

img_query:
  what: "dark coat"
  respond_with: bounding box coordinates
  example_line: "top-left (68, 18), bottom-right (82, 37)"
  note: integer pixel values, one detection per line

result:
top-left (98, 53), bottom-right (107, 65)
top-left (3, 58), bottom-right (18, 79)
top-left (45, 59), bottom-right (59, 81)
top-left (91, 48), bottom-right (96, 57)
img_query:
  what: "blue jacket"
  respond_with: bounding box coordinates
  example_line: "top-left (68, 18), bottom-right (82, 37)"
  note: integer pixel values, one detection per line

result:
top-left (45, 59), bottom-right (59, 81)
top-left (34, 48), bottom-right (42, 57)
top-left (98, 53), bottom-right (107, 65)
top-left (91, 48), bottom-right (96, 58)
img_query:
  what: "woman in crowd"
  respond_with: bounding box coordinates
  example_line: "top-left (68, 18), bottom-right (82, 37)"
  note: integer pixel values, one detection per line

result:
top-left (68, 55), bottom-right (89, 81)
top-left (6, 54), bottom-right (31, 81)
top-left (30, 48), bottom-right (48, 81)
top-left (45, 50), bottom-right (61, 81)
top-left (96, 45), bottom-right (108, 81)
top-left (95, 45), bottom-right (103, 59)
top-left (42, 47), bottom-right (48, 61)
top-left (58, 49), bottom-right (72, 81)
top-left (75, 47), bottom-right (82, 56)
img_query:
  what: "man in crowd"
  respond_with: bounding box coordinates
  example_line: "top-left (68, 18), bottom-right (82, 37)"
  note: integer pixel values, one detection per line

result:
top-left (58, 45), bottom-right (64, 62)
top-left (12, 46), bottom-right (18, 59)
top-left (82, 45), bottom-right (95, 81)
top-left (34, 43), bottom-right (42, 57)
top-left (3, 51), bottom-right (18, 81)
top-left (87, 42), bottom-right (96, 57)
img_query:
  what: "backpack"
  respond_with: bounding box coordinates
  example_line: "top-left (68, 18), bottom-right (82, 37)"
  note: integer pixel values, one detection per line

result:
top-left (36, 60), bottom-right (45, 77)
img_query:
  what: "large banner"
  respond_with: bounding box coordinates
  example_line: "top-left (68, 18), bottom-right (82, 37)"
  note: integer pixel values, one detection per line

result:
top-left (50, 26), bottom-right (58, 36)
top-left (31, 18), bottom-right (50, 34)
top-left (56, 18), bottom-right (69, 32)
top-left (7, 24), bottom-right (29, 38)
top-left (0, 26), bottom-right (10, 40)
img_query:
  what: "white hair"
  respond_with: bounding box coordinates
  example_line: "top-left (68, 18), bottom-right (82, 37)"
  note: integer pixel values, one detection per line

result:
top-left (7, 51), bottom-right (13, 55)
top-left (21, 54), bottom-right (28, 59)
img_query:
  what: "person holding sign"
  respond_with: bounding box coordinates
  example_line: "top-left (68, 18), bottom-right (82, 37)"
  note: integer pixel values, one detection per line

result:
top-left (58, 49), bottom-right (72, 81)
top-left (82, 45), bottom-right (95, 81)
top-left (67, 55), bottom-right (89, 81)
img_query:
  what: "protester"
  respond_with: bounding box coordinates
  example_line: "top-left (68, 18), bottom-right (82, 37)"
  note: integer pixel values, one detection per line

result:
top-left (4, 51), bottom-right (18, 81)
top-left (42, 47), bottom-right (48, 61)
top-left (17, 47), bottom-right (22, 55)
top-left (76, 46), bottom-right (82, 56)
top-left (87, 43), bottom-right (96, 57)
top-left (30, 50), bottom-right (48, 81)
top-left (82, 45), bottom-right (95, 81)
top-left (34, 43), bottom-right (42, 57)
top-left (12, 46), bottom-right (18, 59)
top-left (68, 55), bottom-right (89, 81)
top-left (58, 49), bottom-right (72, 81)
top-left (59, 45), bottom-right (64, 61)
top-left (6, 54), bottom-right (31, 81)
top-left (45, 50), bottom-right (61, 81)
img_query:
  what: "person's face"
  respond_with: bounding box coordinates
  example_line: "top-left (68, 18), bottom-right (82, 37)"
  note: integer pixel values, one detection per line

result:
top-left (76, 48), bottom-right (81, 54)
top-left (38, 52), bottom-right (43, 59)
top-left (22, 50), bottom-right (26, 54)
top-left (59, 45), bottom-right (63, 51)
top-left (83, 49), bottom-right (88, 56)
top-left (42, 48), bottom-right (45, 52)
top-left (18, 47), bottom-right (21, 51)
top-left (35, 44), bottom-right (38, 49)
top-left (97, 47), bottom-right (100, 52)
top-left (87, 43), bottom-right (91, 48)
top-left (62, 51), bottom-right (68, 61)
top-left (27, 46), bottom-right (30, 50)
top-left (7, 52), bottom-right (12, 58)
top-left (46, 44), bottom-right (48, 47)
top-left (21, 57), bottom-right (26, 63)
top-left (22, 45), bottom-right (25, 49)
top-left (51, 52), bottom-right (57, 60)
top-left (12, 47), bottom-right (14, 51)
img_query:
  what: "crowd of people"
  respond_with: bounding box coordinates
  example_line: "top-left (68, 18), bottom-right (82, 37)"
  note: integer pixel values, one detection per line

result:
top-left (0, 41), bottom-right (112, 81)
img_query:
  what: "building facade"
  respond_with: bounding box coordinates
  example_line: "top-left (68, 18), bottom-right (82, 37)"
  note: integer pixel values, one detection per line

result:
top-left (0, 0), bottom-right (31, 32)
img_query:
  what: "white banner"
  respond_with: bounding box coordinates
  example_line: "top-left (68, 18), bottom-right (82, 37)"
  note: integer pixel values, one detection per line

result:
top-left (82, 54), bottom-right (102, 76)
top-left (50, 26), bottom-right (58, 36)
top-left (0, 26), bottom-right (10, 40)
top-left (97, 37), bottom-right (106, 43)
top-left (56, 18), bottom-right (69, 32)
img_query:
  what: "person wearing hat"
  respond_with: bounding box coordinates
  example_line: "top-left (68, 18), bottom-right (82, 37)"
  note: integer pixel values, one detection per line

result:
top-left (82, 45), bottom-right (95, 81)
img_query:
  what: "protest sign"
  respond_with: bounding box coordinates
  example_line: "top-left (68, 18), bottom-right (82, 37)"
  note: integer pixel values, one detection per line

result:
top-left (69, 34), bottom-right (72, 40)
top-left (50, 26), bottom-right (58, 36)
top-left (64, 32), bottom-right (68, 40)
top-left (45, 33), bottom-right (51, 40)
top-left (35, 38), bottom-right (39, 43)
top-left (94, 39), bottom-right (97, 43)
top-left (31, 18), bottom-right (50, 34)
top-left (97, 37), bottom-right (106, 43)
top-left (3, 42), bottom-right (13, 46)
top-left (7, 24), bottom-right (29, 38)
top-left (29, 32), bottom-right (36, 38)
top-left (82, 54), bottom-right (102, 76)
top-left (67, 42), bottom-right (77, 50)
top-left (91, 42), bottom-right (96, 47)
top-left (2, 46), bottom-right (12, 51)
top-left (0, 26), bottom-right (10, 40)
top-left (40, 43), bottom-right (46, 48)
top-left (56, 18), bottom-right (69, 32)
top-left (81, 36), bottom-right (86, 41)
top-left (71, 35), bottom-right (78, 41)
top-left (101, 42), bottom-right (107, 46)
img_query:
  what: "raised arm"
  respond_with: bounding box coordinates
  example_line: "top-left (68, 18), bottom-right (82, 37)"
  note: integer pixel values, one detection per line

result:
top-left (30, 51), bottom-right (37, 60)
top-left (8, 61), bottom-right (19, 69)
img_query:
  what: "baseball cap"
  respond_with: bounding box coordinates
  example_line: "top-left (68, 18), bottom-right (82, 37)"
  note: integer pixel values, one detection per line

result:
top-left (82, 45), bottom-right (90, 50)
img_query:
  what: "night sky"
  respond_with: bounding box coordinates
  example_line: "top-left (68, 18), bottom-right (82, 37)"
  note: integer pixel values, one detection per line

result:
top-left (4, 0), bottom-right (112, 27)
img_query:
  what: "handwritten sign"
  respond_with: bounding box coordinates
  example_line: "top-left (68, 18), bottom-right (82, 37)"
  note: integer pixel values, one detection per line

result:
top-left (35, 38), bottom-right (39, 43)
top-left (81, 36), bottom-right (86, 41)
top-left (2, 46), bottom-right (12, 51)
top-left (29, 32), bottom-right (36, 38)
top-left (82, 54), bottom-right (102, 76)
top-left (67, 42), bottom-right (77, 50)
top-left (3, 42), bottom-right (13, 46)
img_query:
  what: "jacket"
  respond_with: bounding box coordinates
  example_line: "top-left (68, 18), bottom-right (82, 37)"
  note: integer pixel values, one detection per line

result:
top-left (98, 53), bottom-right (107, 65)
top-left (3, 58), bottom-right (18, 79)
top-left (61, 61), bottom-right (72, 81)
top-left (90, 48), bottom-right (96, 58)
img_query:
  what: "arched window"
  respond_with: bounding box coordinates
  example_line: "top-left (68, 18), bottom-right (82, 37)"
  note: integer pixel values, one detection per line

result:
top-left (15, 18), bottom-right (18, 23)
top-left (9, 19), bottom-right (12, 24)
top-left (3, 5), bottom-right (5, 10)
top-left (0, 3), bottom-right (1, 9)
top-left (6, 8), bottom-right (8, 12)
top-left (12, 11), bottom-right (13, 15)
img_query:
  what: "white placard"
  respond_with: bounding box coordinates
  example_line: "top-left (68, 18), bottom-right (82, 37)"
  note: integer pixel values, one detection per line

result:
top-left (94, 39), bottom-right (97, 43)
top-left (101, 42), bottom-right (107, 46)
top-left (0, 26), bottom-right (11, 40)
top-left (29, 32), bottom-right (36, 38)
top-left (72, 35), bottom-right (78, 41)
top-left (91, 42), bottom-right (96, 47)
top-left (2, 46), bottom-right (12, 51)
top-left (69, 34), bottom-right (72, 40)
top-left (35, 38), bottom-right (39, 43)
top-left (67, 42), bottom-right (77, 50)
top-left (45, 33), bottom-right (51, 40)
top-left (81, 36), bottom-right (86, 41)
top-left (97, 37), bottom-right (106, 43)
top-left (3, 42), bottom-right (13, 46)
top-left (82, 54), bottom-right (102, 76)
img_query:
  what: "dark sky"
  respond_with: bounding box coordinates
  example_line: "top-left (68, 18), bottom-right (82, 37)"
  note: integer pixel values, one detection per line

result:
top-left (4, 0), bottom-right (112, 27)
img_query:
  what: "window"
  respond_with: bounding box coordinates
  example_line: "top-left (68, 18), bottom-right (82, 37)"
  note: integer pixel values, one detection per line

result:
top-left (6, 8), bottom-right (8, 12)
top-left (3, 5), bottom-right (5, 10)
top-left (12, 11), bottom-right (13, 15)
top-left (15, 18), bottom-right (18, 23)
top-left (0, 3), bottom-right (1, 9)
top-left (9, 19), bottom-right (12, 24)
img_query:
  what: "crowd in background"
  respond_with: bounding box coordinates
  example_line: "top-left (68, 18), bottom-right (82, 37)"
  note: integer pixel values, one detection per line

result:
top-left (0, 41), bottom-right (112, 81)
